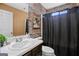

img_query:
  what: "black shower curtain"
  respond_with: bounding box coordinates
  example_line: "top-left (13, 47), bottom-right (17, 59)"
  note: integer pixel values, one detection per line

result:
top-left (43, 7), bottom-right (79, 56)
top-left (43, 13), bottom-right (54, 48)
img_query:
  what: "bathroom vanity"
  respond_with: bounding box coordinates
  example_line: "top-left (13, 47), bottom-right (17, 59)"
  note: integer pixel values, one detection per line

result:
top-left (0, 36), bottom-right (43, 56)
top-left (23, 44), bottom-right (42, 56)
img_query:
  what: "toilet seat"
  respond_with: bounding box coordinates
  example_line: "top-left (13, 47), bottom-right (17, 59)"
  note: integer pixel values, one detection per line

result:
top-left (42, 46), bottom-right (54, 53)
top-left (42, 46), bottom-right (55, 56)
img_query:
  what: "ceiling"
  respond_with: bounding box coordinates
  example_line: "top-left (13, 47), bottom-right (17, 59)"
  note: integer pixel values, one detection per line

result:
top-left (5, 3), bottom-right (66, 12)
top-left (5, 3), bottom-right (28, 12)
top-left (41, 3), bottom-right (66, 9)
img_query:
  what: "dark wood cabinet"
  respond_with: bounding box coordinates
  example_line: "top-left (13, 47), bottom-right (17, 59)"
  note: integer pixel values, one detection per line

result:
top-left (23, 51), bottom-right (31, 56)
top-left (23, 44), bottom-right (42, 56)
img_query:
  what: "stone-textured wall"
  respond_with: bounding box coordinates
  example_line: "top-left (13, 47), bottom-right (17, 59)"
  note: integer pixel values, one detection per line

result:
top-left (27, 3), bottom-right (46, 37)
top-left (29, 3), bottom-right (46, 15)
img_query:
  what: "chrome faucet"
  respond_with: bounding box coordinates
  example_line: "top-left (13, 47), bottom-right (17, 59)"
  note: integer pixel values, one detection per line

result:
top-left (16, 38), bottom-right (22, 42)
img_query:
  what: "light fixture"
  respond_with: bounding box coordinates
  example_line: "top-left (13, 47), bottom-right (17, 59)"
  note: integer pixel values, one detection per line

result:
top-left (60, 10), bottom-right (67, 15)
top-left (51, 12), bottom-right (59, 16)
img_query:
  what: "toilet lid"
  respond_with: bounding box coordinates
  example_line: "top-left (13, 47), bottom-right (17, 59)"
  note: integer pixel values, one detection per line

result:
top-left (42, 46), bottom-right (54, 53)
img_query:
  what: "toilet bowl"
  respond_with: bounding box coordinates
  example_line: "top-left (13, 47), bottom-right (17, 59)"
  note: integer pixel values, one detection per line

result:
top-left (42, 46), bottom-right (55, 56)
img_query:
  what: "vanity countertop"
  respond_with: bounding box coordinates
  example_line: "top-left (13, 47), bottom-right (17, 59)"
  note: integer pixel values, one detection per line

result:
top-left (0, 37), bottom-right (43, 56)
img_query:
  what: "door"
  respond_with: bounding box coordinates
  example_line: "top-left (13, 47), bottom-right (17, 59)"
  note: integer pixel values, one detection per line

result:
top-left (0, 9), bottom-right (13, 37)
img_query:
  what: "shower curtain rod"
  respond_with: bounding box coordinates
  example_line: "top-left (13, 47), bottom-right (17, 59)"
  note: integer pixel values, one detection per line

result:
top-left (45, 4), bottom-right (79, 14)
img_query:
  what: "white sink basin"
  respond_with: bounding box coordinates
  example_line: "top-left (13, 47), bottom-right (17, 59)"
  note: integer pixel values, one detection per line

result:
top-left (9, 40), bottom-right (31, 50)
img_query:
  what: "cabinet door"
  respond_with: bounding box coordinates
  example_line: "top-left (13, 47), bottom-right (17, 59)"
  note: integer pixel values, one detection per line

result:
top-left (0, 9), bottom-right (13, 36)
top-left (32, 44), bottom-right (42, 56)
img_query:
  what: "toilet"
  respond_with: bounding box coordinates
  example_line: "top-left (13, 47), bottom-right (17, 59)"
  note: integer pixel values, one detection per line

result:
top-left (42, 46), bottom-right (55, 56)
